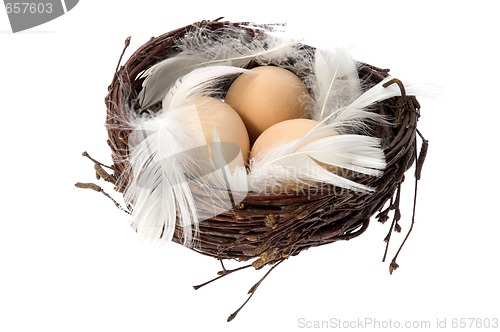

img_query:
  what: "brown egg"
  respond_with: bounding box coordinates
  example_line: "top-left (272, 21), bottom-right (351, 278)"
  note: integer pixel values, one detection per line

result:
top-left (250, 119), bottom-right (339, 169)
top-left (225, 66), bottom-right (311, 144)
top-left (191, 97), bottom-right (250, 165)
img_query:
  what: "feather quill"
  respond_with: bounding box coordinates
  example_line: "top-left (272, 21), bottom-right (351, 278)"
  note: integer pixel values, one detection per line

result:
top-left (138, 25), bottom-right (304, 109)
top-left (125, 65), bottom-right (249, 245)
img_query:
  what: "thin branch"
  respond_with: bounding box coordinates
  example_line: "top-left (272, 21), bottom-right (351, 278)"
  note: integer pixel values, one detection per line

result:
top-left (227, 259), bottom-right (284, 322)
top-left (82, 151), bottom-right (113, 170)
top-left (415, 129), bottom-right (428, 180)
top-left (382, 185), bottom-right (401, 262)
top-left (389, 137), bottom-right (421, 274)
top-left (192, 263), bottom-right (253, 290)
top-left (115, 36), bottom-right (131, 78)
top-left (75, 182), bottom-right (130, 215)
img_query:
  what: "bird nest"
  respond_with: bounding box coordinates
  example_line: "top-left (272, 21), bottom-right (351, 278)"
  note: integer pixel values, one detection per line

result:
top-left (77, 18), bottom-right (428, 321)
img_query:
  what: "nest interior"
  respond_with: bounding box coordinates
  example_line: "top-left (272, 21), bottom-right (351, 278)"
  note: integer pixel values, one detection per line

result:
top-left (104, 19), bottom-right (424, 271)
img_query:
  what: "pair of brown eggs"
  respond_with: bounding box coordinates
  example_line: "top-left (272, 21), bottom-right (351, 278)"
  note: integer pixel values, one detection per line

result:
top-left (190, 65), bottom-right (338, 165)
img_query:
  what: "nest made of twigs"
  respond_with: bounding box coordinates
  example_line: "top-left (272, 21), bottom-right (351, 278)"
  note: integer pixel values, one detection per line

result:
top-left (102, 18), bottom-right (427, 275)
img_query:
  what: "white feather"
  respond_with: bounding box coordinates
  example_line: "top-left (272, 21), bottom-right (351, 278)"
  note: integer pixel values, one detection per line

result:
top-left (248, 128), bottom-right (386, 193)
top-left (312, 47), bottom-right (362, 121)
top-left (303, 135), bottom-right (386, 175)
top-left (209, 129), bottom-right (249, 193)
top-left (163, 66), bottom-right (248, 110)
top-left (138, 55), bottom-right (207, 109)
top-left (192, 130), bottom-right (249, 219)
top-left (138, 25), bottom-right (304, 109)
top-left (125, 106), bottom-right (205, 245)
top-left (125, 66), bottom-right (250, 246)
top-left (324, 75), bottom-right (423, 133)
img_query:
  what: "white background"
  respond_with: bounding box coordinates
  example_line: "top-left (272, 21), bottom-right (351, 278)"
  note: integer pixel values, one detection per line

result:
top-left (1, 1), bottom-right (499, 331)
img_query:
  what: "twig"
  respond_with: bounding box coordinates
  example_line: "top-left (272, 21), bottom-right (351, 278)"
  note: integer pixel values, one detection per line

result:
top-left (389, 136), bottom-right (423, 274)
top-left (193, 262), bottom-right (253, 290)
top-left (82, 151), bottom-right (113, 170)
top-left (389, 171), bottom-right (418, 274)
top-left (115, 36), bottom-right (131, 78)
top-left (382, 185), bottom-right (401, 262)
top-left (75, 182), bottom-right (130, 215)
top-left (227, 259), bottom-right (284, 322)
top-left (383, 78), bottom-right (407, 108)
top-left (82, 151), bottom-right (117, 186)
top-left (415, 129), bottom-right (428, 180)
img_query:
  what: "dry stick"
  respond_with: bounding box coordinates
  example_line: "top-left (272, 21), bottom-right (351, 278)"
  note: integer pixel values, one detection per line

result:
top-left (382, 185), bottom-right (401, 262)
top-left (94, 164), bottom-right (114, 182)
top-left (382, 78), bottom-right (407, 108)
top-left (193, 263), bottom-right (253, 290)
top-left (82, 151), bottom-right (113, 170)
top-left (81, 151), bottom-right (117, 186)
top-left (389, 173), bottom-right (418, 274)
top-left (378, 77), bottom-right (409, 253)
top-left (115, 36), bottom-right (131, 78)
top-left (389, 134), bottom-right (426, 274)
top-left (227, 259), bottom-right (285, 322)
top-left (75, 182), bottom-right (131, 215)
top-left (376, 196), bottom-right (394, 224)
top-left (415, 129), bottom-right (429, 180)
